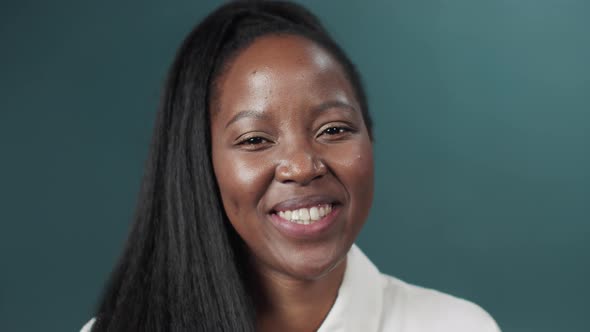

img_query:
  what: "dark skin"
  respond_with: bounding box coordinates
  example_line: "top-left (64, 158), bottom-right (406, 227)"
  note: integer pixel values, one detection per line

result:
top-left (210, 35), bottom-right (374, 331)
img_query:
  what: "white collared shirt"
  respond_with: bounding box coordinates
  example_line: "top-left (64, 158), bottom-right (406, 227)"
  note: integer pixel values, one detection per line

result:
top-left (317, 244), bottom-right (501, 332)
top-left (81, 244), bottom-right (500, 332)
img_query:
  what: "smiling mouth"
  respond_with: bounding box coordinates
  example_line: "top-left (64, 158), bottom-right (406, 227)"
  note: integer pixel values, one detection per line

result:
top-left (272, 204), bottom-right (333, 225)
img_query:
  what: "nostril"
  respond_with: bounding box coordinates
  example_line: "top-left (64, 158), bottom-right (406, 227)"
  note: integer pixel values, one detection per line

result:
top-left (274, 151), bottom-right (326, 185)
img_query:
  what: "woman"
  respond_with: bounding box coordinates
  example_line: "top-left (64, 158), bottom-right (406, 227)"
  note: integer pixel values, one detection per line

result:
top-left (82, 1), bottom-right (500, 331)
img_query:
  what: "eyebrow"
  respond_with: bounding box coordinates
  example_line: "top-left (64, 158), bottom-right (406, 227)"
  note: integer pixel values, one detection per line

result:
top-left (224, 100), bottom-right (358, 129)
top-left (224, 110), bottom-right (271, 129)
top-left (311, 100), bottom-right (358, 114)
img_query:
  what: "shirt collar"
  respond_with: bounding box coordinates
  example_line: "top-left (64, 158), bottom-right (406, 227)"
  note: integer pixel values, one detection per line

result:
top-left (318, 244), bottom-right (384, 332)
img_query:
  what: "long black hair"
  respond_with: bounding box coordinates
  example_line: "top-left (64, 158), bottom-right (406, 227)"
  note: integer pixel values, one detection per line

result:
top-left (92, 1), bottom-right (372, 331)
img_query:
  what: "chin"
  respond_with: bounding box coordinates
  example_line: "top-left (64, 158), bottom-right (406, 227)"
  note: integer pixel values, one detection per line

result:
top-left (277, 243), bottom-right (349, 281)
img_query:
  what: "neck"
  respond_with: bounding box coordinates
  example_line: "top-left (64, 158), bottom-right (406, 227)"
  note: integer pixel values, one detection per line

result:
top-left (254, 258), bottom-right (347, 332)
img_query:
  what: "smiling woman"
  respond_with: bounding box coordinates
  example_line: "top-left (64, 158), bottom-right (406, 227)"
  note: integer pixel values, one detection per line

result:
top-left (211, 35), bottom-right (374, 285)
top-left (82, 1), bottom-right (500, 331)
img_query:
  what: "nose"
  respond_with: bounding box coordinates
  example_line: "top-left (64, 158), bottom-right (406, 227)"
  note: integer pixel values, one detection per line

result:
top-left (275, 144), bottom-right (327, 185)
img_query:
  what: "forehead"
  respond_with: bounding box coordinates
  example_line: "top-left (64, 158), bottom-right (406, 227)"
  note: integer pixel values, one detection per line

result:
top-left (212, 34), bottom-right (357, 115)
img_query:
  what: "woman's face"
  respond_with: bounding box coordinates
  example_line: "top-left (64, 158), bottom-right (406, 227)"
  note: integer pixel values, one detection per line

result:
top-left (210, 35), bottom-right (373, 280)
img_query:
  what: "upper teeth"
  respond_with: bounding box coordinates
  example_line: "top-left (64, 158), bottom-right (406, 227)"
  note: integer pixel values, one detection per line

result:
top-left (277, 204), bottom-right (332, 224)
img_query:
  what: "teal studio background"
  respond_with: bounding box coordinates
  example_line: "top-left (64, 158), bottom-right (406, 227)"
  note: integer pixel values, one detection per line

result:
top-left (1, 0), bottom-right (588, 331)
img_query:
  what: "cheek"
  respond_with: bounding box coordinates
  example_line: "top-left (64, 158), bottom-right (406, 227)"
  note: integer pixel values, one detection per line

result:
top-left (212, 150), bottom-right (274, 219)
top-left (329, 139), bottom-right (374, 208)
top-left (357, 149), bottom-right (375, 208)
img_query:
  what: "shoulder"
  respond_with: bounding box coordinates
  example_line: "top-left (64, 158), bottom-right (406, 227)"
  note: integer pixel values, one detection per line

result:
top-left (379, 274), bottom-right (501, 332)
top-left (80, 317), bottom-right (95, 332)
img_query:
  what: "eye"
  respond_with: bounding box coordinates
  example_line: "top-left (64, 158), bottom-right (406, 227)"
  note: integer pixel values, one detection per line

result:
top-left (316, 123), bottom-right (357, 142)
top-left (239, 136), bottom-right (267, 145)
top-left (235, 135), bottom-right (273, 151)
top-left (318, 124), bottom-right (356, 139)
top-left (322, 126), bottom-right (350, 136)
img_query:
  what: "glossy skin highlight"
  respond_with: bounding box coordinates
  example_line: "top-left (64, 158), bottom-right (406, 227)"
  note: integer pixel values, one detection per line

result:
top-left (210, 35), bottom-right (373, 298)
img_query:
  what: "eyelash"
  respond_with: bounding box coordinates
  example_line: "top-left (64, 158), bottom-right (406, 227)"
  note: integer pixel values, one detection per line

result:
top-left (236, 125), bottom-right (354, 148)
top-left (238, 136), bottom-right (269, 146)
top-left (320, 126), bottom-right (352, 136)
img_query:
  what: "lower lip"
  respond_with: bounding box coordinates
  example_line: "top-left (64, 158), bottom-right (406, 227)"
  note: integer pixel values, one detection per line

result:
top-left (268, 206), bottom-right (341, 239)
